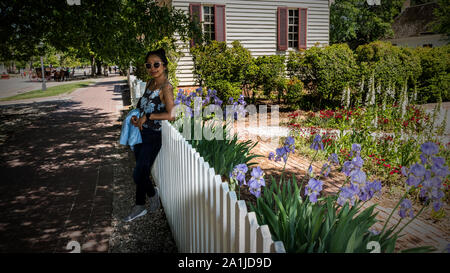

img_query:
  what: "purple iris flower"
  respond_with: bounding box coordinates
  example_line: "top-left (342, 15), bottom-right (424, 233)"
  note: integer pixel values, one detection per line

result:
top-left (433, 200), bottom-right (442, 212)
top-left (321, 163), bottom-right (331, 177)
top-left (248, 166), bottom-right (265, 198)
top-left (310, 134), bottom-right (323, 151)
top-left (350, 169), bottom-right (367, 185)
top-left (337, 183), bottom-right (359, 206)
top-left (305, 178), bottom-right (323, 203)
top-left (268, 152), bottom-right (275, 161)
top-left (421, 142), bottom-right (439, 156)
top-left (351, 156), bottom-right (364, 169)
top-left (399, 199), bottom-right (414, 219)
top-left (410, 163), bottom-right (426, 177)
top-left (351, 144), bottom-right (361, 156)
top-left (230, 164), bottom-right (248, 186)
top-left (431, 164), bottom-right (450, 178)
top-left (328, 153), bottom-right (339, 165)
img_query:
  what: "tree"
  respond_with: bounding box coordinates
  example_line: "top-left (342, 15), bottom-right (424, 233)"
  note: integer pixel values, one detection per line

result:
top-left (330, 0), bottom-right (404, 49)
top-left (432, 0), bottom-right (450, 40)
top-left (0, 0), bottom-right (199, 75)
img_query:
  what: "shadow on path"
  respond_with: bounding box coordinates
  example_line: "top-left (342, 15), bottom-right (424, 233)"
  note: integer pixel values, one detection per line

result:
top-left (0, 100), bottom-right (120, 252)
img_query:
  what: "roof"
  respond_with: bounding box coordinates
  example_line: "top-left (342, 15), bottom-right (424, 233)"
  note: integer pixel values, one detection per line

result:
top-left (391, 2), bottom-right (439, 39)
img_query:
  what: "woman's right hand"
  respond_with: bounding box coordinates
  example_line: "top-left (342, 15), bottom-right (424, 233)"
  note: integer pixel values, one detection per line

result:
top-left (130, 115), bottom-right (138, 127)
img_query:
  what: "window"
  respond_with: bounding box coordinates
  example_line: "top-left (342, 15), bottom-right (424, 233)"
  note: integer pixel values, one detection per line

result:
top-left (288, 9), bottom-right (299, 48)
top-left (203, 6), bottom-right (215, 42)
top-left (278, 7), bottom-right (307, 51)
top-left (189, 3), bottom-right (226, 47)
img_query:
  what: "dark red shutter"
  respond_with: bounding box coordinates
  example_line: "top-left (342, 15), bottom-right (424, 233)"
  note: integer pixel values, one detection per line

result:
top-left (277, 7), bottom-right (288, 51)
top-left (190, 3), bottom-right (202, 47)
top-left (298, 8), bottom-right (307, 49)
top-left (214, 5), bottom-right (226, 42)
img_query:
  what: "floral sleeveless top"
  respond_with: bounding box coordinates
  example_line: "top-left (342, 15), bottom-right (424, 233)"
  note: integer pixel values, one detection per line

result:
top-left (137, 82), bottom-right (166, 131)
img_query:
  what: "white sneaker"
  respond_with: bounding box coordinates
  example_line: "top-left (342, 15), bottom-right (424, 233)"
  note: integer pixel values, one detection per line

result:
top-left (123, 205), bottom-right (147, 222)
top-left (148, 187), bottom-right (161, 212)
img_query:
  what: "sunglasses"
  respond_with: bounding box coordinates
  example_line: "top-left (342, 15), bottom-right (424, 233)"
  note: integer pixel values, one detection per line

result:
top-left (145, 62), bottom-right (162, 69)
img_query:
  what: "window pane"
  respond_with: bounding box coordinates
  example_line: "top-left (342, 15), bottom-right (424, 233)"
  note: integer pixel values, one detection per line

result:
top-left (204, 6), bottom-right (209, 13)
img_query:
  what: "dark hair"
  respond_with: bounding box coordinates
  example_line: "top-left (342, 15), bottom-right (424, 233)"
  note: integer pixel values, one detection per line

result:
top-left (145, 48), bottom-right (168, 67)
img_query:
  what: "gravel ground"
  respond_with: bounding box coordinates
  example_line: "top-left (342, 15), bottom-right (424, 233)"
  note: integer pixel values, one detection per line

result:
top-left (108, 89), bottom-right (178, 253)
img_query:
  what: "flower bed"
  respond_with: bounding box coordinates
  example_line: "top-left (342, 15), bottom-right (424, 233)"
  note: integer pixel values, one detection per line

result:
top-left (172, 88), bottom-right (449, 253)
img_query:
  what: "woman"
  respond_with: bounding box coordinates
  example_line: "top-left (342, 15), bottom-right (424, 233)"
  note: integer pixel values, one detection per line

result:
top-left (124, 48), bottom-right (175, 222)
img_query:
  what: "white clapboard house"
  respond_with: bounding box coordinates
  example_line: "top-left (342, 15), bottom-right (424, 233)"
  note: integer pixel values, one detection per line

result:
top-left (165, 0), bottom-right (330, 87)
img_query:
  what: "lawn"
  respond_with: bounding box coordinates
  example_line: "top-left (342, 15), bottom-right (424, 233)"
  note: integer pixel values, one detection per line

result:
top-left (0, 81), bottom-right (94, 101)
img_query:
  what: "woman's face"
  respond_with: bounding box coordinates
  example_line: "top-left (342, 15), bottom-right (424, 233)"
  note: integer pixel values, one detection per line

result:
top-left (146, 55), bottom-right (166, 79)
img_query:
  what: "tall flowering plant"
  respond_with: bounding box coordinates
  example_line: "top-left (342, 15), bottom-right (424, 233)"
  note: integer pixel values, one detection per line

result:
top-left (250, 136), bottom-right (440, 253)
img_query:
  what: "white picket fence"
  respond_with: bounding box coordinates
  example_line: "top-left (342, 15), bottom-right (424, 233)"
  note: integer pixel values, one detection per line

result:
top-left (127, 76), bottom-right (286, 253)
top-left (151, 120), bottom-right (286, 253)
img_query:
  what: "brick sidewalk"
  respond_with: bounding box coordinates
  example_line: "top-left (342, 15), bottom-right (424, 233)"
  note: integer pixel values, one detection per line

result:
top-left (0, 77), bottom-right (127, 252)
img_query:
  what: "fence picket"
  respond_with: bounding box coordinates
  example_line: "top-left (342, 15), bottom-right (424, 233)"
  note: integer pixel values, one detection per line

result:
top-left (271, 241), bottom-right (286, 253)
top-left (227, 191), bottom-right (237, 253)
top-left (208, 168), bottom-right (215, 252)
top-left (213, 175), bottom-right (222, 253)
top-left (194, 152), bottom-right (201, 252)
top-left (235, 200), bottom-right (247, 253)
top-left (256, 225), bottom-right (272, 253)
top-left (201, 160), bottom-right (210, 252)
top-left (220, 183), bottom-right (229, 253)
top-left (245, 212), bottom-right (258, 253)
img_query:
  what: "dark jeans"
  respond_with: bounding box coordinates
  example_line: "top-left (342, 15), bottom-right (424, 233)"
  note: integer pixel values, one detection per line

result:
top-left (133, 128), bottom-right (162, 205)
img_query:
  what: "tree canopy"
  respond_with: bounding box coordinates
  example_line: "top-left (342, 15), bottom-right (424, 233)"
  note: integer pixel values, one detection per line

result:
top-left (0, 0), bottom-right (200, 70)
top-left (330, 0), bottom-right (404, 48)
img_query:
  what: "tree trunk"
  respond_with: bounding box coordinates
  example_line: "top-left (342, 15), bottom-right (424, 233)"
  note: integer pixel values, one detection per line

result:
top-left (96, 60), bottom-right (102, 76)
top-left (91, 56), bottom-right (95, 77)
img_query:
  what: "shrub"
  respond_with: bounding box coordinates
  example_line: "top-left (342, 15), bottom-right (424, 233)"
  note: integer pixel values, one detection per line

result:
top-left (414, 45), bottom-right (450, 103)
top-left (355, 41), bottom-right (422, 105)
top-left (287, 44), bottom-right (358, 108)
top-left (285, 76), bottom-right (304, 107)
top-left (190, 40), bottom-right (253, 101)
top-left (247, 55), bottom-right (286, 103)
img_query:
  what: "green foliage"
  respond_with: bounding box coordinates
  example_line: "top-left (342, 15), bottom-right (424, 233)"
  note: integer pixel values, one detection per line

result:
top-left (414, 45), bottom-right (450, 103)
top-left (432, 0), bottom-right (450, 39)
top-left (0, 81), bottom-right (94, 101)
top-left (247, 55), bottom-right (286, 103)
top-left (176, 118), bottom-right (262, 177)
top-left (285, 77), bottom-right (304, 106)
top-left (250, 175), bottom-right (402, 253)
top-left (356, 41), bottom-right (422, 99)
top-left (287, 44), bottom-right (358, 108)
top-left (330, 0), bottom-right (404, 48)
top-left (1, 0), bottom-right (197, 74)
top-left (190, 40), bottom-right (252, 102)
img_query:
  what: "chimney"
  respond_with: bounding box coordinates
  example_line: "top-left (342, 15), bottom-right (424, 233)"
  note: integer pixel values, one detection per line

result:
top-left (402, 0), bottom-right (411, 12)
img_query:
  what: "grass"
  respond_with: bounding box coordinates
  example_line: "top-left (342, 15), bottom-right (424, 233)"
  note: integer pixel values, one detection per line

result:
top-left (0, 81), bottom-right (94, 101)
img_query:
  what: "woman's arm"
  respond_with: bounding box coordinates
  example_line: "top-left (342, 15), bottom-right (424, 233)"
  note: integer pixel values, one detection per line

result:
top-left (148, 83), bottom-right (176, 121)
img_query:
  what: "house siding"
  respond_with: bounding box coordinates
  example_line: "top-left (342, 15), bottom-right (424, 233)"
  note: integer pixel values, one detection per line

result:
top-left (172, 0), bottom-right (330, 86)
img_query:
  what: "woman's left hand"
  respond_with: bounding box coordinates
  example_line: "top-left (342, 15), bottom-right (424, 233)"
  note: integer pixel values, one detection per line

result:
top-left (136, 115), bottom-right (147, 131)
